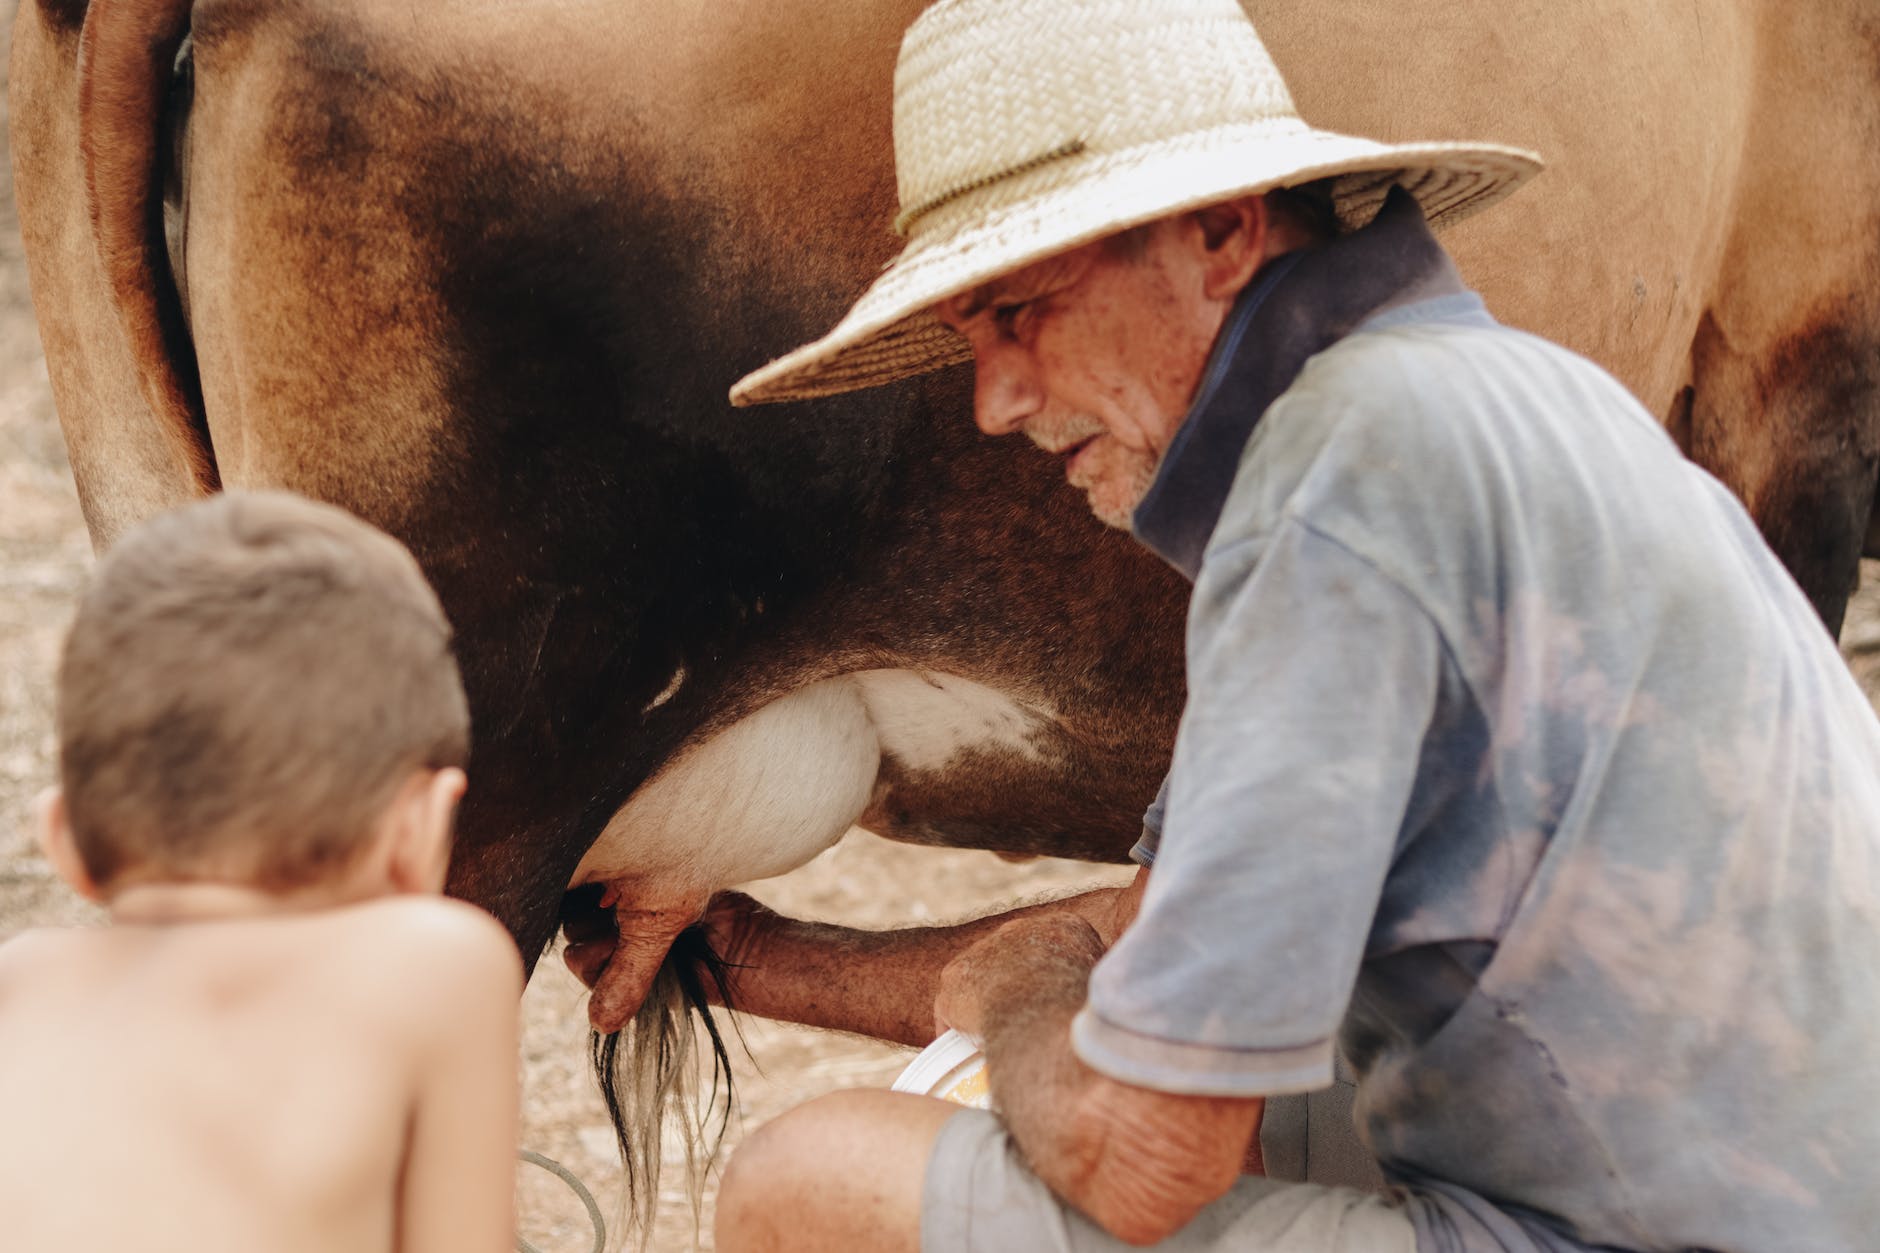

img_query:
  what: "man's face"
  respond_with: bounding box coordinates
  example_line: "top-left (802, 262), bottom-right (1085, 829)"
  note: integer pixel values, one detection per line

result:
top-left (934, 219), bottom-right (1235, 528)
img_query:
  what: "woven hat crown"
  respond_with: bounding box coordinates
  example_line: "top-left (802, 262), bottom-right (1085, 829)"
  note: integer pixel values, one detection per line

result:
top-left (894, 0), bottom-right (1303, 237)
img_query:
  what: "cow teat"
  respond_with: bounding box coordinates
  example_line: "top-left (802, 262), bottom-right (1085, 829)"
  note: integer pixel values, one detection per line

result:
top-left (577, 885), bottom-right (712, 1034)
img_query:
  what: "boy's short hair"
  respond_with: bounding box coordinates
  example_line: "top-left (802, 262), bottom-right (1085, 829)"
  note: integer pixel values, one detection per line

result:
top-left (56, 491), bottom-right (471, 891)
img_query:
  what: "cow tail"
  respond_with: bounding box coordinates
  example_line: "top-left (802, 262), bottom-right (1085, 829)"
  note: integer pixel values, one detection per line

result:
top-left (591, 926), bottom-right (741, 1244)
top-left (75, 0), bottom-right (217, 494)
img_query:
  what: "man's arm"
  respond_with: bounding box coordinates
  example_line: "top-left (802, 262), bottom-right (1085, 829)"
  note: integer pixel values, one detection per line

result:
top-left (565, 872), bottom-right (1145, 1048)
top-left (936, 910), bottom-right (1262, 1245)
top-left (398, 903), bottom-right (524, 1253)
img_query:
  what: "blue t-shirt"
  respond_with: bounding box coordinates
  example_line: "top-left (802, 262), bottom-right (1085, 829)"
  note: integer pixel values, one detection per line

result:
top-left (1070, 200), bottom-right (1880, 1252)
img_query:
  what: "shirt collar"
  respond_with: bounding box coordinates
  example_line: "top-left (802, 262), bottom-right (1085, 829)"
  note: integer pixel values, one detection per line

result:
top-left (1130, 188), bottom-right (1491, 580)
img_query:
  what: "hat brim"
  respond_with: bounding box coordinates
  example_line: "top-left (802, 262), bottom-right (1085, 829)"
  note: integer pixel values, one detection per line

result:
top-left (731, 127), bottom-right (1542, 406)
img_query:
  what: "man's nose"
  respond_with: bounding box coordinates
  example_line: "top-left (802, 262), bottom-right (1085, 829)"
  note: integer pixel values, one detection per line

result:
top-left (971, 347), bottom-right (1044, 437)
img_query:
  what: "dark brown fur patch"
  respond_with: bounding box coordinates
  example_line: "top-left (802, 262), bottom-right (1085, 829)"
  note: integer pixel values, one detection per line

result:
top-left (165, 6), bottom-right (1183, 965)
top-left (1663, 385), bottom-right (1695, 458)
top-left (33, 0), bottom-right (90, 36)
top-left (1752, 300), bottom-right (1880, 632)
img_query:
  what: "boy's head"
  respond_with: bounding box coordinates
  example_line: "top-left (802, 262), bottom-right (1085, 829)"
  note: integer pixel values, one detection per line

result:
top-left (45, 491), bottom-right (470, 898)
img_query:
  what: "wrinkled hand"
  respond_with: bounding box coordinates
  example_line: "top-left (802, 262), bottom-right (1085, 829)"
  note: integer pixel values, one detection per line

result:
top-left (560, 887), bottom-right (783, 1005)
top-left (559, 885), bottom-right (618, 990)
top-left (934, 911), bottom-right (1106, 1039)
top-left (691, 890), bottom-right (789, 1004)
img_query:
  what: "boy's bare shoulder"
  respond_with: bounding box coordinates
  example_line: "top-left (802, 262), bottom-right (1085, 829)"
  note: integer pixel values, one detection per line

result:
top-left (320, 897), bottom-right (523, 1005)
top-left (0, 926), bottom-right (85, 984)
top-left (334, 895), bottom-right (515, 948)
top-left (0, 928), bottom-right (48, 983)
top-left (323, 895), bottom-right (520, 964)
top-left (0, 927), bottom-right (119, 1020)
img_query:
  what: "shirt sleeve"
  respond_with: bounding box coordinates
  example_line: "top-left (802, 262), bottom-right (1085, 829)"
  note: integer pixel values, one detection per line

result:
top-left (1073, 517), bottom-right (1445, 1097)
top-left (1130, 774), bottom-right (1171, 867)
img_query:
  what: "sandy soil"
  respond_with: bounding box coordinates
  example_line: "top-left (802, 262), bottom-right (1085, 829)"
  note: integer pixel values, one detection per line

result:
top-left (5, 8), bottom-right (1880, 1249)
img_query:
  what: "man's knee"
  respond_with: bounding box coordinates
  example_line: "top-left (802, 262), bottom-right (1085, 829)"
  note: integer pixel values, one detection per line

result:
top-left (724, 1091), bottom-right (871, 1194)
top-left (717, 1090), bottom-right (955, 1253)
top-left (717, 1099), bottom-right (824, 1242)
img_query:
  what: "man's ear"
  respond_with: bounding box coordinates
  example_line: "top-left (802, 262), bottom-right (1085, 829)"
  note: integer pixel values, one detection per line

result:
top-left (385, 767), bottom-right (467, 895)
top-left (1192, 195), bottom-right (1271, 301)
top-left (34, 788), bottom-right (104, 903)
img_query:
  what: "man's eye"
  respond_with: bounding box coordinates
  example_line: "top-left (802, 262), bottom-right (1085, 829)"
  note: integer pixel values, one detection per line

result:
top-left (992, 302), bottom-right (1029, 330)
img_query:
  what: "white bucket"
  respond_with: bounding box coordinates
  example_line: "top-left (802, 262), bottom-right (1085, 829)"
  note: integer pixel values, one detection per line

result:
top-left (890, 1028), bottom-right (993, 1109)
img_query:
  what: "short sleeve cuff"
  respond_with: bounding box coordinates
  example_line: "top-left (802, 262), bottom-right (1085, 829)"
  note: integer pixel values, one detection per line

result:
top-left (1129, 828), bottom-right (1158, 868)
top-left (1070, 1007), bottom-right (1335, 1097)
top-left (1134, 778), bottom-right (1169, 867)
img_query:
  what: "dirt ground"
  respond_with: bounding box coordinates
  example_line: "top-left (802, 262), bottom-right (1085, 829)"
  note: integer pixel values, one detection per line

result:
top-left (7, 10), bottom-right (1880, 1251)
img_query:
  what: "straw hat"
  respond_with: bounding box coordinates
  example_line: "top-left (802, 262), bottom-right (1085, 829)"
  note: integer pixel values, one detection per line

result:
top-left (730, 0), bottom-right (1543, 407)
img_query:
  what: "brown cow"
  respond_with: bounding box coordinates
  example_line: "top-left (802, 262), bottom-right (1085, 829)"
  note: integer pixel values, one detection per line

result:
top-left (12, 0), bottom-right (1880, 1230)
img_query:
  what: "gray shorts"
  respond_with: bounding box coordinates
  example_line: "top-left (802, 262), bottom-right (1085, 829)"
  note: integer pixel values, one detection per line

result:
top-left (919, 1108), bottom-right (1418, 1253)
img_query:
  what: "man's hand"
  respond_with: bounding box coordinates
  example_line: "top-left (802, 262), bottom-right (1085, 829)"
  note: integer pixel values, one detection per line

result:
top-left (932, 864), bottom-right (1147, 1037)
top-left (559, 886), bottom-right (617, 990)
top-left (934, 912), bottom-right (1105, 1038)
top-left (695, 891), bottom-right (785, 1000)
top-left (561, 888), bottom-right (781, 1006)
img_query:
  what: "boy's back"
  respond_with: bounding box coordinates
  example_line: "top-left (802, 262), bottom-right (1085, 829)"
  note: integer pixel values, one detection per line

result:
top-left (0, 894), bottom-right (519, 1253)
top-left (2, 490), bottom-right (522, 1252)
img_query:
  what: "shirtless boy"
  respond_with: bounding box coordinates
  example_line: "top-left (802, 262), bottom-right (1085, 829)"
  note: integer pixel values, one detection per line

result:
top-left (0, 490), bottom-right (522, 1253)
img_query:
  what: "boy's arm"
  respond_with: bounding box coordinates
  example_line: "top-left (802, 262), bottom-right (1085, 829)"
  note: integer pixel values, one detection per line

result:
top-left (397, 903), bottom-right (524, 1253)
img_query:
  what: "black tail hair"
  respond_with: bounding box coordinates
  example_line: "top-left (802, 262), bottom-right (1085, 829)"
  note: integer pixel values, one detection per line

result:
top-left (590, 922), bottom-right (744, 1244)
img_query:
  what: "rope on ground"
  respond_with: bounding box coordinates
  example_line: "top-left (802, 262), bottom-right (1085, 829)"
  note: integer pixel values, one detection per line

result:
top-left (517, 1148), bottom-right (607, 1253)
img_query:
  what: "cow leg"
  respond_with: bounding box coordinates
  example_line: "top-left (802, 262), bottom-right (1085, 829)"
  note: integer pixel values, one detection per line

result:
top-left (1682, 297), bottom-right (1880, 636)
top-left (1674, 3), bottom-right (1880, 636)
top-left (10, 0), bottom-right (212, 544)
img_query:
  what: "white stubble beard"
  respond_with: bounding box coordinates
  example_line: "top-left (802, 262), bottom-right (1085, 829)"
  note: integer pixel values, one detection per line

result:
top-left (1073, 452), bottom-right (1162, 530)
top-left (1024, 414), bottom-right (1163, 532)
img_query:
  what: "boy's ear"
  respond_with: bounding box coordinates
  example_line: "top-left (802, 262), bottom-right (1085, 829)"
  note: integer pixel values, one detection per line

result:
top-left (34, 788), bottom-right (104, 903)
top-left (386, 768), bottom-right (467, 895)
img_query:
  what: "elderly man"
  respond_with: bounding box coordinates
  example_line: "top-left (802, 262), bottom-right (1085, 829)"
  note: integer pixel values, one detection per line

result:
top-left (581, 0), bottom-right (1880, 1249)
